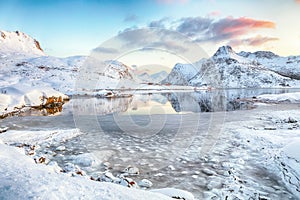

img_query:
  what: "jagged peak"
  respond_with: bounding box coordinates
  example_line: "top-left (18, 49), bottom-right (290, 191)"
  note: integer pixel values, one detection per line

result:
top-left (213, 45), bottom-right (236, 58)
top-left (212, 45), bottom-right (251, 64)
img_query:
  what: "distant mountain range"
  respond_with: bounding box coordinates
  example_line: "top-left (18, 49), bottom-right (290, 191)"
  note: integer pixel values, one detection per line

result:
top-left (1, 30), bottom-right (300, 93)
top-left (137, 71), bottom-right (168, 83)
top-left (0, 30), bottom-right (137, 94)
top-left (163, 46), bottom-right (300, 88)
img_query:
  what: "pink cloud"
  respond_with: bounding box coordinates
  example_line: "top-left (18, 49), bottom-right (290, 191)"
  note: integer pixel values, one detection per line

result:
top-left (176, 16), bottom-right (276, 42)
top-left (220, 17), bottom-right (275, 36)
top-left (229, 35), bottom-right (279, 47)
top-left (210, 17), bottom-right (276, 40)
top-left (296, 0), bottom-right (300, 3)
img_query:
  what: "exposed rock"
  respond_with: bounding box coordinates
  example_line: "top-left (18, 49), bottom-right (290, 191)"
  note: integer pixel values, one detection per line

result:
top-left (0, 127), bottom-right (9, 133)
top-left (1, 31), bottom-right (6, 39)
top-left (34, 39), bottom-right (43, 52)
top-left (283, 117), bottom-right (298, 123)
top-left (264, 127), bottom-right (277, 130)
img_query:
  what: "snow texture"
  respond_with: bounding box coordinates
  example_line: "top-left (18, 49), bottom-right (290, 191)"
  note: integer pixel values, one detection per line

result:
top-left (0, 144), bottom-right (171, 200)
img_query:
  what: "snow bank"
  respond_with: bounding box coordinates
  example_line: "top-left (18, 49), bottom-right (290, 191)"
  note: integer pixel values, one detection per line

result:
top-left (0, 144), bottom-right (171, 200)
top-left (257, 92), bottom-right (300, 103)
top-left (0, 129), bottom-right (82, 145)
top-left (151, 188), bottom-right (195, 200)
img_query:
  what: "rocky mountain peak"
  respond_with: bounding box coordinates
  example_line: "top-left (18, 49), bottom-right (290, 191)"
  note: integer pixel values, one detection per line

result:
top-left (0, 30), bottom-right (44, 56)
top-left (213, 45), bottom-right (236, 58)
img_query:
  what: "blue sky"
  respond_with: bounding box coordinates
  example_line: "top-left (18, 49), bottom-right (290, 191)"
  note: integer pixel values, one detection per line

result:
top-left (0, 0), bottom-right (300, 57)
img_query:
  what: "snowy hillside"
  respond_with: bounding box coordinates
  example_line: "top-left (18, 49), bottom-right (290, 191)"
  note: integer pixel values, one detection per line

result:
top-left (238, 50), bottom-right (300, 80)
top-left (0, 30), bottom-right (137, 95)
top-left (0, 30), bottom-right (139, 117)
top-left (0, 30), bottom-right (45, 56)
top-left (163, 46), bottom-right (300, 88)
top-left (162, 63), bottom-right (201, 85)
top-left (0, 54), bottom-right (86, 94)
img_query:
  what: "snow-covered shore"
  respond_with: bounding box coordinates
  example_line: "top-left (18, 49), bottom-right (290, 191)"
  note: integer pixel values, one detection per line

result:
top-left (216, 103), bottom-right (300, 199)
top-left (0, 128), bottom-right (194, 200)
top-left (0, 143), bottom-right (173, 200)
top-left (1, 94), bottom-right (300, 199)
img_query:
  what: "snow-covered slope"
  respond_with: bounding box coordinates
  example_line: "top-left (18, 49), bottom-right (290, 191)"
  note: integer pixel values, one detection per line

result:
top-left (0, 30), bottom-right (137, 95)
top-left (164, 46), bottom-right (300, 88)
top-left (162, 63), bottom-right (201, 85)
top-left (75, 59), bottom-right (137, 91)
top-left (238, 50), bottom-right (300, 80)
top-left (0, 30), bottom-right (45, 56)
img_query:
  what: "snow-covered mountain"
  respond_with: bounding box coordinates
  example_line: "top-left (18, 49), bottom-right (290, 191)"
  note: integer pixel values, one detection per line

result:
top-left (163, 46), bottom-right (300, 88)
top-left (151, 71), bottom-right (168, 82)
top-left (162, 63), bottom-right (201, 85)
top-left (137, 72), bottom-right (153, 82)
top-left (238, 50), bottom-right (300, 80)
top-left (0, 30), bottom-right (136, 95)
top-left (0, 30), bottom-right (45, 56)
top-left (137, 71), bottom-right (168, 83)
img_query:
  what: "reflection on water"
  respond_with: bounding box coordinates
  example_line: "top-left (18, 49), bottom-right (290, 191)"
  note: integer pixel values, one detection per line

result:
top-left (71, 88), bottom-right (300, 116)
top-left (17, 88), bottom-right (300, 117)
top-left (71, 96), bottom-right (133, 115)
top-left (19, 106), bottom-right (63, 117)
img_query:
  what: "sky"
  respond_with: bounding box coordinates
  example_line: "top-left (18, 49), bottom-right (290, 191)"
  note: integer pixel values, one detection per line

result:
top-left (0, 0), bottom-right (300, 60)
